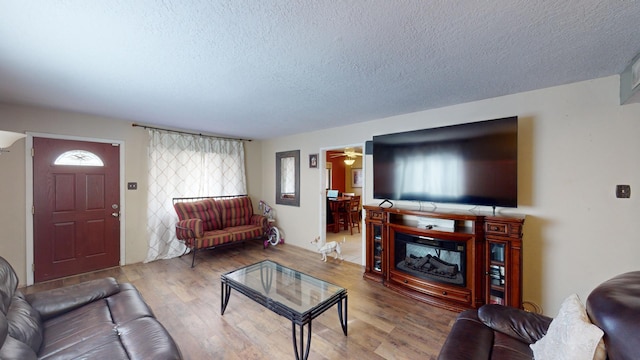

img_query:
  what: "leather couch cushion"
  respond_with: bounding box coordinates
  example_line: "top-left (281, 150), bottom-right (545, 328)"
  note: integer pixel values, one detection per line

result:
top-left (437, 310), bottom-right (494, 360)
top-left (6, 291), bottom-right (42, 353)
top-left (0, 335), bottom-right (37, 360)
top-left (26, 278), bottom-right (119, 321)
top-left (0, 257), bottom-right (18, 315)
top-left (38, 300), bottom-right (116, 358)
top-left (38, 325), bottom-right (127, 360)
top-left (478, 304), bottom-right (552, 344)
top-left (118, 317), bottom-right (182, 360)
top-left (587, 271), bottom-right (640, 360)
top-left (106, 283), bottom-right (154, 324)
top-left (491, 331), bottom-right (535, 360)
top-left (0, 310), bottom-right (7, 347)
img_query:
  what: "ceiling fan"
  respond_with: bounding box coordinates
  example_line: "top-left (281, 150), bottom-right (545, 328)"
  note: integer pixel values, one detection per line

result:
top-left (329, 148), bottom-right (363, 159)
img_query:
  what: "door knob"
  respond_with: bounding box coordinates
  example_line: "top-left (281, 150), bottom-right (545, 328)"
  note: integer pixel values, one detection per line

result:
top-left (112, 212), bottom-right (119, 217)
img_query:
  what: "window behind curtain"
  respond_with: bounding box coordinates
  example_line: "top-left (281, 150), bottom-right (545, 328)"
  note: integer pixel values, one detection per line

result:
top-left (145, 129), bottom-right (247, 262)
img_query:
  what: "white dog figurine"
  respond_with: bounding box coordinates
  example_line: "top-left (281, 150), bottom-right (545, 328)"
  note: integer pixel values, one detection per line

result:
top-left (311, 236), bottom-right (345, 262)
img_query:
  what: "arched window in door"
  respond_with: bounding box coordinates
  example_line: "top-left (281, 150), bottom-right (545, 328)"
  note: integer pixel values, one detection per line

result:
top-left (54, 150), bottom-right (104, 166)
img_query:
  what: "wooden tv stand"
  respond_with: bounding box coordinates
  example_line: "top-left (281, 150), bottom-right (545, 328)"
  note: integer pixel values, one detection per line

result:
top-left (363, 204), bottom-right (524, 312)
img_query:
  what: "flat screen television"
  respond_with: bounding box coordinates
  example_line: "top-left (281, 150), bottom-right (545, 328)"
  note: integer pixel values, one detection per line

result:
top-left (373, 116), bottom-right (518, 208)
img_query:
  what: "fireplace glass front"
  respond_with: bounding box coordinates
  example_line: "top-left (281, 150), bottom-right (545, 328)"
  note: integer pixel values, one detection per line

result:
top-left (394, 232), bottom-right (466, 287)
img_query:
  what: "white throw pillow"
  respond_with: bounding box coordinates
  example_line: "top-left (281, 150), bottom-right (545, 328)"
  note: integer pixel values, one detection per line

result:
top-left (530, 294), bottom-right (606, 360)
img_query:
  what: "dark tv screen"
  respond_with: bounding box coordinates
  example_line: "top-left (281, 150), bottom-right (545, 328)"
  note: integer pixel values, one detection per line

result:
top-left (373, 117), bottom-right (518, 208)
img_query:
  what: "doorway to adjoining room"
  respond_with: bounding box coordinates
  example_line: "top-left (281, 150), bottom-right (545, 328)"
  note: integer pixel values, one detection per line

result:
top-left (321, 145), bottom-right (364, 265)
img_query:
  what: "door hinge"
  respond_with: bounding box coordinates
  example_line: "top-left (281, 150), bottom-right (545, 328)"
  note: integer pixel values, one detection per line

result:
top-left (32, 263), bottom-right (35, 272)
top-left (111, 143), bottom-right (120, 147)
top-left (31, 148), bottom-right (34, 157)
top-left (32, 206), bottom-right (35, 215)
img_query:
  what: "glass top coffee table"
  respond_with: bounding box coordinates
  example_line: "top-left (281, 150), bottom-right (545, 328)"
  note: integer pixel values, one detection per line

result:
top-left (221, 260), bottom-right (348, 360)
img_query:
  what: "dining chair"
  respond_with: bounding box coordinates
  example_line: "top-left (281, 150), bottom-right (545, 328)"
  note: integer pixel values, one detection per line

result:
top-left (347, 195), bottom-right (361, 235)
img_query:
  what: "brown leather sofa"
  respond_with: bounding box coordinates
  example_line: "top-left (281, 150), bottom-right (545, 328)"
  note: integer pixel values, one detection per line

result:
top-left (0, 256), bottom-right (182, 359)
top-left (438, 271), bottom-right (640, 359)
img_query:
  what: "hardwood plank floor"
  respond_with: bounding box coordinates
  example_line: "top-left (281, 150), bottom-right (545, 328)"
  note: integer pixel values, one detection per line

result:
top-left (22, 242), bottom-right (459, 359)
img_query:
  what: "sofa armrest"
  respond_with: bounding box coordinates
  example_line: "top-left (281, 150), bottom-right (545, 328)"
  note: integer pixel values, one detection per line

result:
top-left (25, 277), bottom-right (120, 321)
top-left (438, 310), bottom-right (494, 360)
top-left (478, 304), bottom-right (552, 344)
top-left (175, 219), bottom-right (203, 240)
top-left (250, 214), bottom-right (268, 231)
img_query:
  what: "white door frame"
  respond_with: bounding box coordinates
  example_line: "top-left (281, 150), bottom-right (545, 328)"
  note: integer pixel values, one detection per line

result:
top-left (318, 142), bottom-right (366, 266)
top-left (25, 132), bottom-right (126, 285)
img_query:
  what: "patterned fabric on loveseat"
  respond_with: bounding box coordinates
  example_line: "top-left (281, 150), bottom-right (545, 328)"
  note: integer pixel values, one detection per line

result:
top-left (173, 196), bottom-right (268, 267)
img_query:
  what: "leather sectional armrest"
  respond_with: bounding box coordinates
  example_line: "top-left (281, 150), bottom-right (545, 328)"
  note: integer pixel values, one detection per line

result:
top-left (25, 277), bottom-right (120, 320)
top-left (438, 310), bottom-right (494, 360)
top-left (478, 304), bottom-right (552, 344)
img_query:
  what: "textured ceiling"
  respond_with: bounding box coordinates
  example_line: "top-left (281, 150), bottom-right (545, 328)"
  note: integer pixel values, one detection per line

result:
top-left (0, 1), bottom-right (639, 139)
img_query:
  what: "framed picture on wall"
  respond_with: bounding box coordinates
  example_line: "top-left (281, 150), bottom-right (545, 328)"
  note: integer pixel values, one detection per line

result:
top-left (351, 168), bottom-right (363, 188)
top-left (309, 153), bottom-right (318, 168)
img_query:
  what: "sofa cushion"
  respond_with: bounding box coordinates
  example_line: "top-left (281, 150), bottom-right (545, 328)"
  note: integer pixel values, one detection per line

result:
top-left (106, 283), bottom-right (154, 325)
top-left (39, 336), bottom-right (129, 360)
top-left (26, 277), bottom-right (120, 321)
top-left (199, 230), bottom-right (235, 248)
top-left (478, 304), bottom-right (552, 344)
top-left (175, 219), bottom-right (204, 239)
top-left (0, 257), bottom-right (18, 315)
top-left (530, 294), bottom-right (605, 360)
top-left (437, 310), bottom-right (494, 360)
top-left (490, 331), bottom-right (535, 360)
top-left (226, 224), bottom-right (263, 241)
top-left (6, 291), bottom-right (42, 353)
top-left (586, 271), bottom-right (640, 360)
top-left (0, 335), bottom-right (37, 360)
top-left (38, 300), bottom-right (116, 358)
top-left (174, 199), bottom-right (222, 231)
top-left (118, 317), bottom-right (182, 360)
top-left (216, 197), bottom-right (253, 227)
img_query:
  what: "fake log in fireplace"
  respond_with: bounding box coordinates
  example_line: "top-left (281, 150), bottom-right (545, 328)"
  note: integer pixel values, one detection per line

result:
top-left (394, 232), bottom-right (466, 287)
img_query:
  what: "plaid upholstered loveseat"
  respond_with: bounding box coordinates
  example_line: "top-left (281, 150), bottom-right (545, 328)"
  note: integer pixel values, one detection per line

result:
top-left (173, 196), bottom-right (268, 267)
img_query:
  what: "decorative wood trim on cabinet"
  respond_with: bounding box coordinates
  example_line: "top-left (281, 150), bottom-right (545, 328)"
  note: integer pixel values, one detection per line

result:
top-left (363, 205), bottom-right (524, 312)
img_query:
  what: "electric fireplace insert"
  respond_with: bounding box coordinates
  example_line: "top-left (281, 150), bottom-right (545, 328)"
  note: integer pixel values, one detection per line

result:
top-left (394, 232), bottom-right (466, 287)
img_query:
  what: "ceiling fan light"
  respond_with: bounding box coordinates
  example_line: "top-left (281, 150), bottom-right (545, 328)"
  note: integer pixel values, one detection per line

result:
top-left (344, 158), bottom-right (355, 166)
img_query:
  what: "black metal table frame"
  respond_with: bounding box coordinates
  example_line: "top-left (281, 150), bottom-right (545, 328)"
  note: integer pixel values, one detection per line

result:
top-left (221, 262), bottom-right (348, 360)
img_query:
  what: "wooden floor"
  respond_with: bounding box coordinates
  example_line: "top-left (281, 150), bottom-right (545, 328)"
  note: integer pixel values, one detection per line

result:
top-left (22, 241), bottom-right (459, 360)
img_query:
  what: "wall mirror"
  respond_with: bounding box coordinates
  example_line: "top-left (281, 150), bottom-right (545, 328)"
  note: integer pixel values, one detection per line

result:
top-left (276, 150), bottom-right (300, 206)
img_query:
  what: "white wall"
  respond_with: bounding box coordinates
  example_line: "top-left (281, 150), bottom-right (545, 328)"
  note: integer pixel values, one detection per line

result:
top-left (0, 105), bottom-right (263, 284)
top-left (262, 75), bottom-right (640, 315)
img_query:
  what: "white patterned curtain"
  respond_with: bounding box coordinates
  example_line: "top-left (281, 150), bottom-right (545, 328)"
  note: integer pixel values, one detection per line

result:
top-left (145, 129), bottom-right (247, 262)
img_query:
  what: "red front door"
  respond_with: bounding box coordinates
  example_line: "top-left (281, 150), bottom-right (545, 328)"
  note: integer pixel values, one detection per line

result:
top-left (33, 138), bottom-right (120, 282)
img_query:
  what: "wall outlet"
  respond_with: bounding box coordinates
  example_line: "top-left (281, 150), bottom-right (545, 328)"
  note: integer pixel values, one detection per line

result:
top-left (127, 182), bottom-right (138, 190)
top-left (616, 185), bottom-right (630, 198)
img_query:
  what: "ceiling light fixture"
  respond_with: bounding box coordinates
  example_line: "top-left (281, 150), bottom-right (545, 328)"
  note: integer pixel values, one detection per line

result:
top-left (0, 130), bottom-right (26, 153)
top-left (344, 158), bottom-right (355, 166)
